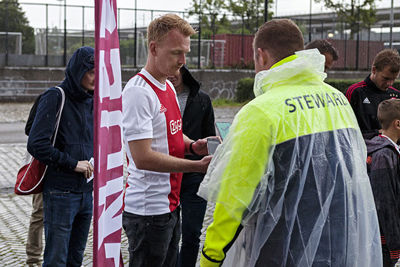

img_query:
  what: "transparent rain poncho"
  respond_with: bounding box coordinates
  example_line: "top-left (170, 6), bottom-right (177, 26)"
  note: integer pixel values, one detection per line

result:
top-left (198, 49), bottom-right (382, 267)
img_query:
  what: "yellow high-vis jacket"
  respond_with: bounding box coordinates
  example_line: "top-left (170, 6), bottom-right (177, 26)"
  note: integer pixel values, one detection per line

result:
top-left (198, 49), bottom-right (382, 267)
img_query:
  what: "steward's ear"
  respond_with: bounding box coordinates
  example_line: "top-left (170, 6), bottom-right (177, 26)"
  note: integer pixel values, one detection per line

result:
top-left (257, 48), bottom-right (268, 67)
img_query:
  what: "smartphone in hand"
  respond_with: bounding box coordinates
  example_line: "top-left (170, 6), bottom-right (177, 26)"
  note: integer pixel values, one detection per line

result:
top-left (87, 157), bottom-right (94, 183)
top-left (207, 137), bottom-right (221, 155)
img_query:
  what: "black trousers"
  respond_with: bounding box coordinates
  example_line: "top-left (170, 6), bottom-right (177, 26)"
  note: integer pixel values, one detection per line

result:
top-left (123, 207), bottom-right (181, 267)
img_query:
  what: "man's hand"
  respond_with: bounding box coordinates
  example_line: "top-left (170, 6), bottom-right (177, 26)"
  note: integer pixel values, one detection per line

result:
top-left (198, 155), bottom-right (213, 173)
top-left (192, 136), bottom-right (222, 155)
top-left (191, 138), bottom-right (208, 156)
top-left (74, 160), bottom-right (93, 179)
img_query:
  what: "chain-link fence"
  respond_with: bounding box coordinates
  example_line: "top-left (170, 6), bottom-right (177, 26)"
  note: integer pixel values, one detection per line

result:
top-left (0, 1), bottom-right (398, 70)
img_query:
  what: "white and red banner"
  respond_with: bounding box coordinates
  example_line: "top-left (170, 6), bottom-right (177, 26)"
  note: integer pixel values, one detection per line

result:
top-left (94, 0), bottom-right (124, 265)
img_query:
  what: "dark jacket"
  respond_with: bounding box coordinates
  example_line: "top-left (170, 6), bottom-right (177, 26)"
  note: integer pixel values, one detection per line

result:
top-left (27, 46), bottom-right (94, 193)
top-left (366, 135), bottom-right (400, 266)
top-left (346, 75), bottom-right (400, 139)
top-left (180, 65), bottom-right (216, 161)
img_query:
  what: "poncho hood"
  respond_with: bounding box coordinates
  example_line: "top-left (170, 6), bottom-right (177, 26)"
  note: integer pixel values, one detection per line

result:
top-left (254, 49), bottom-right (327, 97)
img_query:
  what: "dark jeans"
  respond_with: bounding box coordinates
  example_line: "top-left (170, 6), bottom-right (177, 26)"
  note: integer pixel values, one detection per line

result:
top-left (42, 190), bottom-right (93, 267)
top-left (177, 173), bottom-right (207, 267)
top-left (123, 206), bottom-right (181, 267)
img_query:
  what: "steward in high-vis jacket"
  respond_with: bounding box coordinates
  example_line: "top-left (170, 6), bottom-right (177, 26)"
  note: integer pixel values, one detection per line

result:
top-left (198, 19), bottom-right (382, 267)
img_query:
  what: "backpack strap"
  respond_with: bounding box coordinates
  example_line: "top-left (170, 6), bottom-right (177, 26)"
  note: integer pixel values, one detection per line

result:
top-left (52, 86), bottom-right (65, 146)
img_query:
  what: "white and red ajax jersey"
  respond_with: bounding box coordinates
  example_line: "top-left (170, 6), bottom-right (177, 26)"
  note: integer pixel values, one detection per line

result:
top-left (122, 69), bottom-right (185, 216)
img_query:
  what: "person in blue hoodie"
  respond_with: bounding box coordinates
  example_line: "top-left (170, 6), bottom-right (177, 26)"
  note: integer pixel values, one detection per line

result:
top-left (27, 46), bottom-right (95, 267)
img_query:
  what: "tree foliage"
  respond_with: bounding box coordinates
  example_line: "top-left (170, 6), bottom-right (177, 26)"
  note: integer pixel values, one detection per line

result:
top-left (228, 0), bottom-right (272, 34)
top-left (188, 0), bottom-right (230, 39)
top-left (188, 0), bottom-right (273, 38)
top-left (0, 0), bottom-right (35, 53)
top-left (315, 0), bottom-right (377, 39)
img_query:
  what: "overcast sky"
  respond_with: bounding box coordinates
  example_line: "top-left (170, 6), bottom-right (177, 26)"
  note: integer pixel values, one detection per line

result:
top-left (18, 0), bottom-right (397, 30)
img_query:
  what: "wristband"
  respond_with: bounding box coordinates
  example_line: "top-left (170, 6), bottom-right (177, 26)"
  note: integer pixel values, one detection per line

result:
top-left (190, 141), bottom-right (199, 156)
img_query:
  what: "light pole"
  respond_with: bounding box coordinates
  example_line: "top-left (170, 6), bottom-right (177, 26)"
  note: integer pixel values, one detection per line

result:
top-left (264, 0), bottom-right (268, 22)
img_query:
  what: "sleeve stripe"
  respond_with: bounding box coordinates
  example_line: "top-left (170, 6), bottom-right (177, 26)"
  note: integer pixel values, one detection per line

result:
top-left (345, 81), bottom-right (366, 101)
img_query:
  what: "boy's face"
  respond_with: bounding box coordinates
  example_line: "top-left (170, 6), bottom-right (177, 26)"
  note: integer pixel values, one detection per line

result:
top-left (81, 69), bottom-right (95, 91)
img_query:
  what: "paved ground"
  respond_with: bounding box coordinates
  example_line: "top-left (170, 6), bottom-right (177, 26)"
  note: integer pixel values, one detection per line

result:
top-left (0, 103), bottom-right (241, 266)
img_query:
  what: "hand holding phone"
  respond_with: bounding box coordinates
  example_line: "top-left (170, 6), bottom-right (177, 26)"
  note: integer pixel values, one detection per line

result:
top-left (207, 137), bottom-right (221, 155)
top-left (87, 157), bottom-right (94, 183)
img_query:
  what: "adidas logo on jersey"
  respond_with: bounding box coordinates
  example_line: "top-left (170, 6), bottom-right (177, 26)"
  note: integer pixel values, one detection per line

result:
top-left (160, 104), bottom-right (167, 113)
top-left (363, 97), bottom-right (371, 104)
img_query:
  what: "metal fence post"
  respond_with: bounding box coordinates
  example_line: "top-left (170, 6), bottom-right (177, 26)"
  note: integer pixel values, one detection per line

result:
top-left (309, 0), bottom-right (312, 42)
top-left (256, 0), bottom-right (259, 28)
top-left (46, 4), bottom-right (49, 66)
top-left (63, 0), bottom-right (67, 66)
top-left (5, 1), bottom-right (8, 66)
top-left (212, 13), bottom-right (216, 69)
top-left (356, 6), bottom-right (360, 70)
top-left (344, 23), bottom-right (347, 70)
top-left (118, 8), bottom-right (120, 44)
top-left (321, 20), bottom-right (324, 39)
top-left (241, 15), bottom-right (244, 66)
top-left (389, 0), bottom-right (394, 48)
top-left (367, 26), bottom-right (370, 68)
top-left (197, 9), bottom-right (201, 69)
top-left (82, 6), bottom-right (85, 46)
top-left (134, 0), bottom-right (137, 68)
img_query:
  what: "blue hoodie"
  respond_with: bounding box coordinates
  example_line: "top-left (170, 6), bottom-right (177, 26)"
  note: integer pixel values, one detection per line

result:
top-left (27, 46), bottom-right (94, 193)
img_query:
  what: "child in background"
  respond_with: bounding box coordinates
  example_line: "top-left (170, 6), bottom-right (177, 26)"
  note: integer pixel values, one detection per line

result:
top-left (366, 98), bottom-right (400, 267)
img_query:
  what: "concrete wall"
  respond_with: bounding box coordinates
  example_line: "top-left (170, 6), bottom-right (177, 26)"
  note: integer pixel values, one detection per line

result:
top-left (0, 66), bottom-right (370, 102)
top-left (327, 70), bottom-right (370, 80)
top-left (122, 68), bottom-right (255, 100)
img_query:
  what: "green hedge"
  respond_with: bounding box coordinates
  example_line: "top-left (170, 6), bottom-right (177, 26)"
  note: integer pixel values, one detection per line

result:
top-left (235, 77), bottom-right (255, 102)
top-left (235, 77), bottom-right (400, 102)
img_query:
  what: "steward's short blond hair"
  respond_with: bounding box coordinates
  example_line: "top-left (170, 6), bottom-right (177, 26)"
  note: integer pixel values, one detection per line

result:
top-left (147, 14), bottom-right (196, 46)
top-left (254, 19), bottom-right (304, 62)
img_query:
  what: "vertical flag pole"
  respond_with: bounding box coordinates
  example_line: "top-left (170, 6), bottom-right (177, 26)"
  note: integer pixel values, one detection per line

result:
top-left (94, 0), bottom-right (124, 265)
